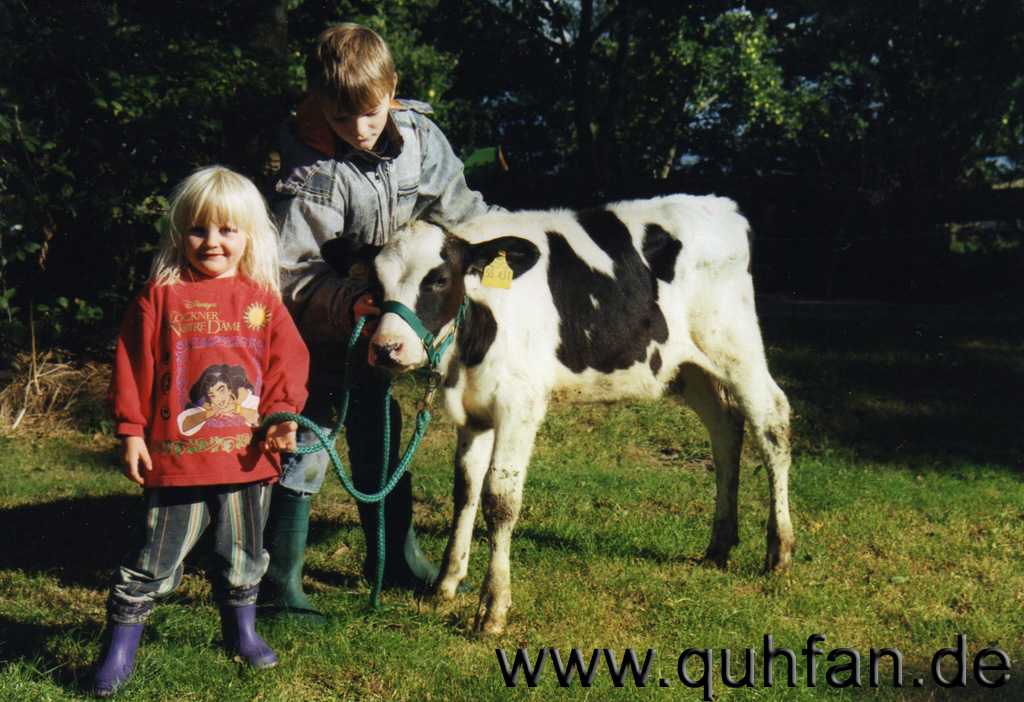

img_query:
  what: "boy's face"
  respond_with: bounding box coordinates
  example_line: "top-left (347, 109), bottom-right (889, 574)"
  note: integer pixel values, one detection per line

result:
top-left (324, 87), bottom-right (394, 152)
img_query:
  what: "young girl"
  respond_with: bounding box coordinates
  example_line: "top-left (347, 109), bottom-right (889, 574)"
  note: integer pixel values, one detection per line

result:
top-left (93, 166), bottom-right (310, 697)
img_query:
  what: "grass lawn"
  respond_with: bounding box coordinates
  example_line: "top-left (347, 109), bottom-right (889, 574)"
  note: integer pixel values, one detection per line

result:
top-left (1, 300), bottom-right (1022, 701)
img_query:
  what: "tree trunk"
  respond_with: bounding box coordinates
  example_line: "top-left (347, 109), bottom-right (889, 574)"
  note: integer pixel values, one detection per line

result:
top-left (246, 0), bottom-right (289, 56)
top-left (572, 0), bottom-right (598, 177)
top-left (595, 12), bottom-right (633, 178)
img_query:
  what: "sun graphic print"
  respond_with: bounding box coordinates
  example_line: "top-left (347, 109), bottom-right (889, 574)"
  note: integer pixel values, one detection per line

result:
top-left (243, 302), bottom-right (271, 331)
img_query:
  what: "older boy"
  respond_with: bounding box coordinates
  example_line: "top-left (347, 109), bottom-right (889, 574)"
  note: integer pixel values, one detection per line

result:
top-left (261, 23), bottom-right (497, 621)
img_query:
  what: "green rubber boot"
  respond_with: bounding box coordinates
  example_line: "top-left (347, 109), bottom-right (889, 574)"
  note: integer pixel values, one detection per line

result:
top-left (257, 485), bottom-right (326, 625)
top-left (356, 472), bottom-right (439, 590)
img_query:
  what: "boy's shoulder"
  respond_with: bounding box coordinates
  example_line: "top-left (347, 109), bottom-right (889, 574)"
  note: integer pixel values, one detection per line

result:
top-left (276, 97), bottom-right (441, 198)
top-left (289, 97), bottom-right (435, 161)
top-left (391, 98), bottom-right (433, 116)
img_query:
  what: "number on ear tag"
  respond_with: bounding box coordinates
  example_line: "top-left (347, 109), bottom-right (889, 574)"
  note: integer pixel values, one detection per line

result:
top-left (481, 251), bottom-right (513, 289)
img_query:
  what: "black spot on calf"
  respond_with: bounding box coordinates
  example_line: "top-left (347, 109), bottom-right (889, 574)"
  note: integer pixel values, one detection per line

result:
top-left (414, 235), bottom-right (469, 337)
top-left (546, 209), bottom-right (669, 374)
top-left (642, 223), bottom-right (682, 284)
top-left (649, 348), bottom-right (663, 375)
top-left (456, 299), bottom-right (498, 368)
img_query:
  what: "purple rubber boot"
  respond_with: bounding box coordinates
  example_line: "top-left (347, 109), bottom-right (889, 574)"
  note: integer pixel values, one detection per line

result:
top-left (221, 603), bottom-right (279, 668)
top-left (92, 623), bottom-right (144, 697)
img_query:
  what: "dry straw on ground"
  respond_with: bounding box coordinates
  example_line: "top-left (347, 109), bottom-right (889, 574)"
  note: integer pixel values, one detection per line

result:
top-left (0, 350), bottom-right (110, 436)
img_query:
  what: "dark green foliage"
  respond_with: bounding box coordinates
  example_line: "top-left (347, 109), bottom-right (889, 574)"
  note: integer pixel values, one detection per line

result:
top-left (436, 0), bottom-right (1023, 184)
top-left (0, 0), bottom-right (304, 358)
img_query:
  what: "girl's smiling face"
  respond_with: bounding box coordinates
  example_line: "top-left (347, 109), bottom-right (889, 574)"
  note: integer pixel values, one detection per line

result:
top-left (185, 221), bottom-right (248, 278)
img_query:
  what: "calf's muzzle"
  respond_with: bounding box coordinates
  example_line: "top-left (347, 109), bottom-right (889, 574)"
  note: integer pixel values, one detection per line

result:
top-left (369, 340), bottom-right (405, 370)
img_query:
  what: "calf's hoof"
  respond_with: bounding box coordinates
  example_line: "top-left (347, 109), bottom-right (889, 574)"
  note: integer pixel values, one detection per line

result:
top-left (764, 539), bottom-right (796, 573)
top-left (473, 609), bottom-right (507, 637)
top-left (473, 593), bottom-right (509, 636)
top-left (431, 579), bottom-right (459, 603)
top-left (701, 546), bottom-right (731, 570)
top-left (432, 575), bottom-right (473, 602)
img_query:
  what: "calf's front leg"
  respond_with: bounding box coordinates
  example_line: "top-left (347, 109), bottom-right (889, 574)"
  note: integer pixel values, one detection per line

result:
top-left (474, 412), bottom-right (542, 635)
top-left (434, 425), bottom-right (493, 600)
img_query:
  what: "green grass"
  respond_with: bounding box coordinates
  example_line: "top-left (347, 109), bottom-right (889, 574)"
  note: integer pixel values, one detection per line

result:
top-left (2, 302), bottom-right (1023, 700)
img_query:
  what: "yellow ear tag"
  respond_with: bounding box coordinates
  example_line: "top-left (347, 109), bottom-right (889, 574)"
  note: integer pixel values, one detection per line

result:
top-left (481, 251), bottom-right (513, 289)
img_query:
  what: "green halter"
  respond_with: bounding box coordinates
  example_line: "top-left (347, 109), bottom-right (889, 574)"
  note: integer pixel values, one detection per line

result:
top-left (381, 297), bottom-right (468, 370)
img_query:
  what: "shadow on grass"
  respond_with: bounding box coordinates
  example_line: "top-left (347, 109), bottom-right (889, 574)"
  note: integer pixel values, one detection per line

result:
top-left (0, 494), bottom-right (138, 588)
top-left (0, 615), bottom-right (94, 690)
top-left (0, 498), bottom-right (367, 690)
top-left (0, 494), bottom-right (363, 593)
top-left (758, 300), bottom-right (1024, 472)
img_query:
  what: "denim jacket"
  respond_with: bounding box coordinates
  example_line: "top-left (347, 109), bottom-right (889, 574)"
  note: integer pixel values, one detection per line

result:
top-left (274, 98), bottom-right (497, 381)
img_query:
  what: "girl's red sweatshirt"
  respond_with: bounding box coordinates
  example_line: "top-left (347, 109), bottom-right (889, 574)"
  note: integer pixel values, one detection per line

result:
top-left (109, 275), bottom-right (309, 487)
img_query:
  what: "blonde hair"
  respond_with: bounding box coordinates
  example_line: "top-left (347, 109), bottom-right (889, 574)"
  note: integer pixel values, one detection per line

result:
top-left (306, 23), bottom-right (396, 115)
top-left (151, 166), bottom-right (281, 294)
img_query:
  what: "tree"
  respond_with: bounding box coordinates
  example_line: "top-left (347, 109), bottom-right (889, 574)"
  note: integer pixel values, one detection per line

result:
top-left (435, 1), bottom-right (813, 179)
top-left (436, 0), bottom-right (1023, 188)
top-left (767, 0), bottom-right (1024, 190)
top-left (0, 0), bottom-right (304, 356)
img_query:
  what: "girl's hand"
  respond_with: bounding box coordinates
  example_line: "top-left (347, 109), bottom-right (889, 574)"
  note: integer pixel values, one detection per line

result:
top-left (260, 420), bottom-right (299, 453)
top-left (121, 436), bottom-right (152, 485)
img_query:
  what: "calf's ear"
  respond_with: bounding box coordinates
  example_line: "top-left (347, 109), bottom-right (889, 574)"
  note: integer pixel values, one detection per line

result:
top-left (464, 236), bottom-right (540, 279)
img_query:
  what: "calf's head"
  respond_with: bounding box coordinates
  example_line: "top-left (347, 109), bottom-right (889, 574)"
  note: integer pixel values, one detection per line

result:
top-left (368, 221), bottom-right (540, 372)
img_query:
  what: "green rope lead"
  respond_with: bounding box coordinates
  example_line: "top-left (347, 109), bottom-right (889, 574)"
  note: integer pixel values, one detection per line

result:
top-left (261, 316), bottom-right (433, 608)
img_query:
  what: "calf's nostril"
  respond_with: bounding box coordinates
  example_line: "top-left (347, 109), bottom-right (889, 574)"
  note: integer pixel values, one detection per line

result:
top-left (371, 341), bottom-right (402, 358)
top-left (369, 341), bottom-right (404, 369)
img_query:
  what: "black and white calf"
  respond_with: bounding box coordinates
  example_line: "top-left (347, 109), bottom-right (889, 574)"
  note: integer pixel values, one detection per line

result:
top-left (367, 194), bottom-right (794, 635)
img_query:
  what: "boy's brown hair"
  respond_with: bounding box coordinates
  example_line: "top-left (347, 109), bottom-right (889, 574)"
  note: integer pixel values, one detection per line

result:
top-left (305, 23), bottom-right (396, 116)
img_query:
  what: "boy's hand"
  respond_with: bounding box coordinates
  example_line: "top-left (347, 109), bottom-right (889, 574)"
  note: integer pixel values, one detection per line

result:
top-left (261, 420), bottom-right (299, 453)
top-left (121, 436), bottom-right (152, 486)
top-left (352, 293), bottom-right (381, 337)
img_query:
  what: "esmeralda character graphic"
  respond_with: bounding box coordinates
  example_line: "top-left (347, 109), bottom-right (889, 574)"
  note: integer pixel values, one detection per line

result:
top-left (178, 363), bottom-right (261, 435)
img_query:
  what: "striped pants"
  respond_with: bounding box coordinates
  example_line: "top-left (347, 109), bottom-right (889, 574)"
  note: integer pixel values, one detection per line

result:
top-left (108, 481), bottom-right (271, 624)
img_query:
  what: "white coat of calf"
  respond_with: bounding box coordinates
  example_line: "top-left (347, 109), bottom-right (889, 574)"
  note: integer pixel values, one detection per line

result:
top-left (369, 194), bottom-right (794, 635)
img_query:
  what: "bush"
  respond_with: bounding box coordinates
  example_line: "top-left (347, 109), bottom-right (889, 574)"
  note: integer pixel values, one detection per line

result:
top-left (0, 1), bottom-right (304, 361)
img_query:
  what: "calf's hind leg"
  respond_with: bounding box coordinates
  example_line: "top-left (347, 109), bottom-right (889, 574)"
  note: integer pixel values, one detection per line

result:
top-left (713, 351), bottom-right (794, 572)
top-left (738, 377), bottom-right (794, 572)
top-left (678, 364), bottom-right (745, 569)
